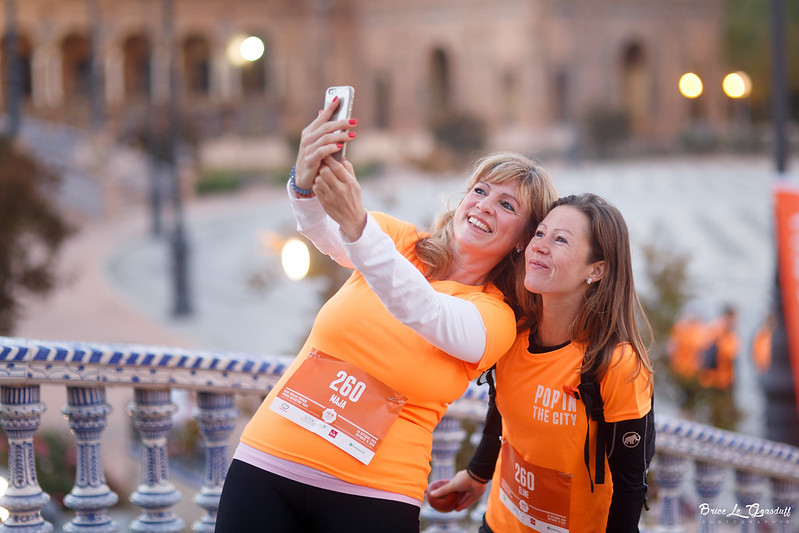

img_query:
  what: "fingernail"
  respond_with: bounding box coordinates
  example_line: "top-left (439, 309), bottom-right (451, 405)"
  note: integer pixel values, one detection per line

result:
top-left (337, 143), bottom-right (344, 148)
top-left (348, 132), bottom-right (356, 138)
top-left (332, 96), bottom-right (339, 103)
top-left (349, 119), bottom-right (358, 125)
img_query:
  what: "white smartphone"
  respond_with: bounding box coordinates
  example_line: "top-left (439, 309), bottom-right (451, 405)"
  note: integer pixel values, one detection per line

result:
top-left (324, 86), bottom-right (355, 161)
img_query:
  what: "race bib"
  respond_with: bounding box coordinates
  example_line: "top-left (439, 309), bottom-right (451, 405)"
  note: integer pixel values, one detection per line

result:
top-left (498, 440), bottom-right (572, 532)
top-left (269, 349), bottom-right (408, 465)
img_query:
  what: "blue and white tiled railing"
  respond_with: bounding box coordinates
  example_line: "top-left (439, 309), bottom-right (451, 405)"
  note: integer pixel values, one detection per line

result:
top-left (0, 336), bottom-right (797, 532)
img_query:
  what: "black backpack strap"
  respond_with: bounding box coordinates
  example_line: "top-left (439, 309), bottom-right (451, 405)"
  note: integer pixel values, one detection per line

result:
top-left (477, 364), bottom-right (497, 400)
top-left (576, 372), bottom-right (606, 492)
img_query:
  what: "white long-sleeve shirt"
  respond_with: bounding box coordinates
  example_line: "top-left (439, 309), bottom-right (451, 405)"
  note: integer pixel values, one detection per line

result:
top-left (288, 183), bottom-right (489, 363)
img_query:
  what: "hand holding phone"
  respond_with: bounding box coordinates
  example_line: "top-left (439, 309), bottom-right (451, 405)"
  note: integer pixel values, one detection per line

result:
top-left (324, 86), bottom-right (355, 161)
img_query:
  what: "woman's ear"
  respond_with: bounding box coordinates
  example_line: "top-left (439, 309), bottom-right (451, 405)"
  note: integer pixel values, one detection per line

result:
top-left (589, 260), bottom-right (607, 283)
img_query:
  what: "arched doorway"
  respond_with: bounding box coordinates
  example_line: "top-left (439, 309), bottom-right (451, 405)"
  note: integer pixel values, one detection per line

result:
top-left (183, 34), bottom-right (210, 98)
top-left (620, 40), bottom-right (650, 135)
top-left (123, 33), bottom-right (151, 101)
top-left (61, 33), bottom-right (91, 104)
top-left (428, 47), bottom-right (451, 123)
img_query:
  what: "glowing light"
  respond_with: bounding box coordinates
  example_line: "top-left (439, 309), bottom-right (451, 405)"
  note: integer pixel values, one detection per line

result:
top-left (281, 238), bottom-right (311, 281)
top-left (240, 36), bottom-right (265, 62)
top-left (679, 72), bottom-right (703, 99)
top-left (722, 71), bottom-right (752, 99)
top-left (226, 35), bottom-right (264, 66)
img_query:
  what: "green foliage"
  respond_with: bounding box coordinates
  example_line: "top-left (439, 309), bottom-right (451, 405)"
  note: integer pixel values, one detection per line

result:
top-left (195, 170), bottom-right (248, 195)
top-left (0, 137), bottom-right (73, 334)
top-left (638, 233), bottom-right (695, 405)
top-left (639, 236), bottom-right (694, 345)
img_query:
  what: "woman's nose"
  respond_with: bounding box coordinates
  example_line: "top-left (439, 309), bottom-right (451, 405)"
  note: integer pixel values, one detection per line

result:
top-left (476, 198), bottom-right (494, 214)
top-left (528, 239), bottom-right (546, 254)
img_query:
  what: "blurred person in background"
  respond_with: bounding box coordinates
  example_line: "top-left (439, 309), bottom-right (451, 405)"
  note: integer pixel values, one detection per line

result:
top-left (698, 304), bottom-right (740, 429)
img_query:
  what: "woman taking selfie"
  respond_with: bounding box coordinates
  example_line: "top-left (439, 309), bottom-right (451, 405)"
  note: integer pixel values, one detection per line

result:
top-left (214, 95), bottom-right (558, 532)
top-left (428, 193), bottom-right (655, 533)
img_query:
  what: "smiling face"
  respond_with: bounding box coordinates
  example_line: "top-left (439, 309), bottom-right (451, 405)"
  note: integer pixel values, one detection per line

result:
top-left (451, 180), bottom-right (530, 267)
top-left (523, 205), bottom-right (605, 298)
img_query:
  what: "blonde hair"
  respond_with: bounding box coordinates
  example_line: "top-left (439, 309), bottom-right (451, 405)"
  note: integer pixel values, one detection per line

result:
top-left (415, 152), bottom-right (557, 324)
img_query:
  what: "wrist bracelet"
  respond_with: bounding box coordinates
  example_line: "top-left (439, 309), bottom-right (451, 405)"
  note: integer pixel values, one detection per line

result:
top-left (466, 469), bottom-right (489, 484)
top-left (289, 166), bottom-right (315, 198)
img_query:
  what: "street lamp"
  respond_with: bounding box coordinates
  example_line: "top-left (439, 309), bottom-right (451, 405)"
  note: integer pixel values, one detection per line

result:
top-left (162, 0), bottom-right (191, 317)
top-left (678, 72), bottom-right (706, 148)
top-left (3, 0), bottom-right (20, 137)
top-left (87, 0), bottom-right (105, 130)
top-left (722, 71), bottom-right (752, 149)
top-left (764, 0), bottom-right (798, 446)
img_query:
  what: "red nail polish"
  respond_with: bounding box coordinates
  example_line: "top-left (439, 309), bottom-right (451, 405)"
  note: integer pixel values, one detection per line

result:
top-left (336, 143), bottom-right (344, 149)
top-left (332, 96), bottom-right (339, 103)
top-left (348, 132), bottom-right (356, 138)
top-left (349, 119), bottom-right (358, 125)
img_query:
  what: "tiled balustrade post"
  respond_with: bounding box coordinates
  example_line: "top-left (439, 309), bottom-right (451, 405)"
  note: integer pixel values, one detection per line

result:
top-left (654, 452), bottom-right (688, 533)
top-left (695, 461), bottom-right (725, 533)
top-left (734, 470), bottom-right (765, 533)
top-left (422, 416), bottom-right (468, 532)
top-left (0, 385), bottom-right (52, 532)
top-left (771, 478), bottom-right (799, 533)
top-left (127, 388), bottom-right (184, 533)
top-left (61, 386), bottom-right (118, 532)
top-left (191, 392), bottom-right (237, 532)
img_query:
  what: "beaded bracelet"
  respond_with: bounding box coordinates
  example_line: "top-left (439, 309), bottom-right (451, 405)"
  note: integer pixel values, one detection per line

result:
top-left (289, 166), bottom-right (315, 198)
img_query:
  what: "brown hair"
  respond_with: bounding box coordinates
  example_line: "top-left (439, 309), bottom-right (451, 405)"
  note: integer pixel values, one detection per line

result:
top-left (415, 152), bottom-right (557, 324)
top-left (549, 193), bottom-right (654, 384)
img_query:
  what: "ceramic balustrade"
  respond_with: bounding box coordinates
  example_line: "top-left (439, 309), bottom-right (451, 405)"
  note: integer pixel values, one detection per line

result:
top-left (0, 336), bottom-right (796, 532)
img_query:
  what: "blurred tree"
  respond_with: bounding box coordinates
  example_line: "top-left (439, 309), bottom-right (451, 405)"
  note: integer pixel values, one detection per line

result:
top-left (0, 136), bottom-right (73, 334)
top-left (725, 0), bottom-right (799, 121)
top-left (638, 232), bottom-right (697, 409)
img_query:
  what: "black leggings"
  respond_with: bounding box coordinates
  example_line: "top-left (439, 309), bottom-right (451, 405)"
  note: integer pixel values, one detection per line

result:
top-left (215, 460), bottom-right (421, 533)
top-left (478, 514), bottom-right (494, 533)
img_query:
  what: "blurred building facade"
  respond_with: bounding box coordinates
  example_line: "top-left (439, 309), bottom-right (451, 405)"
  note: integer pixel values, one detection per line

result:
top-left (0, 0), bottom-right (727, 165)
